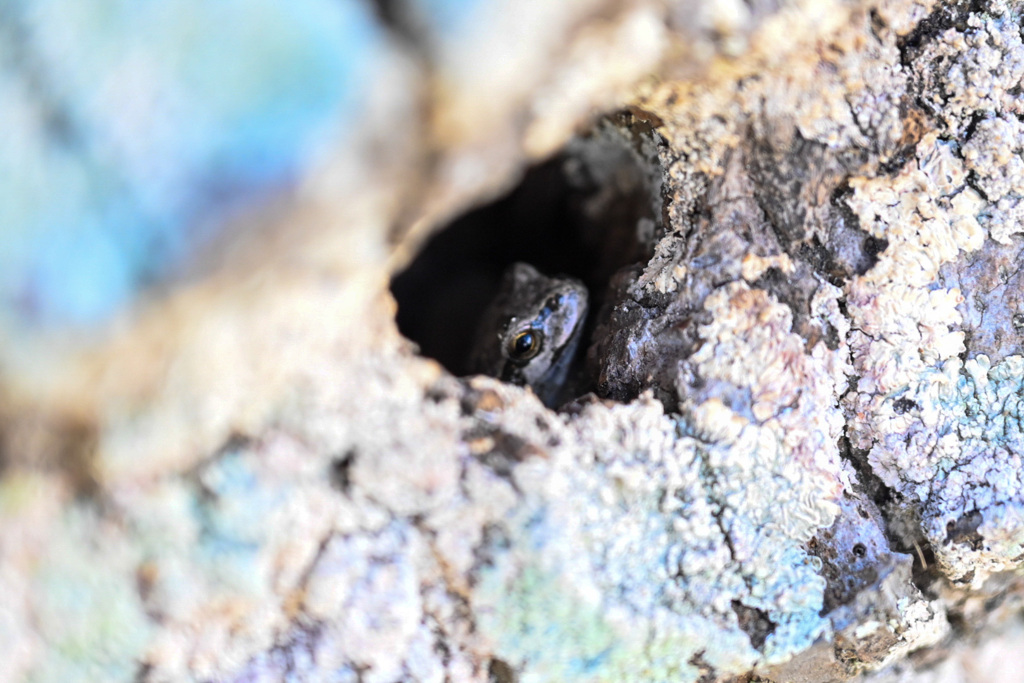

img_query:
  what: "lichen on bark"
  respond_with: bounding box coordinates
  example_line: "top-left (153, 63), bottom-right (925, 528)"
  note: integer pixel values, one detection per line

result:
top-left (5, 0), bottom-right (1024, 682)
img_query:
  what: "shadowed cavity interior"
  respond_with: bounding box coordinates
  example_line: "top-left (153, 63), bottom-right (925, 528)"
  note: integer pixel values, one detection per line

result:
top-left (391, 145), bottom-right (657, 377)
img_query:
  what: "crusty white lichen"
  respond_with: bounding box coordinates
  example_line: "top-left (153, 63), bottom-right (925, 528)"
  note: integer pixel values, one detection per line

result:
top-left (843, 1), bottom-right (1024, 588)
top-left (918, 7), bottom-right (1024, 132)
top-left (963, 113), bottom-right (1024, 245)
top-left (678, 280), bottom-right (948, 663)
top-left (473, 384), bottom-right (834, 680)
top-left (917, 6), bottom-right (1024, 246)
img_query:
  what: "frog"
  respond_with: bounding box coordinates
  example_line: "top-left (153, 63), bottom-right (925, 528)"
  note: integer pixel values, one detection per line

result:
top-left (468, 262), bottom-right (589, 407)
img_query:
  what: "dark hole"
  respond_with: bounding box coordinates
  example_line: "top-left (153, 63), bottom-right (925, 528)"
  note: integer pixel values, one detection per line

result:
top-left (134, 662), bottom-right (154, 682)
top-left (368, 0), bottom-right (422, 47)
top-left (860, 235), bottom-right (889, 272)
top-left (945, 509), bottom-right (984, 549)
top-left (893, 397), bottom-right (918, 415)
top-left (985, 593), bottom-right (1006, 612)
top-left (488, 658), bottom-right (517, 683)
top-left (329, 449), bottom-right (357, 493)
top-left (731, 600), bottom-right (775, 650)
top-left (391, 148), bottom-right (654, 378)
top-left (852, 543), bottom-right (867, 558)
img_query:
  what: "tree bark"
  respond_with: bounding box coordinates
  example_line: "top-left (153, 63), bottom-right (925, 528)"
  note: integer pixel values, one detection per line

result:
top-left (3, 1), bottom-right (1024, 681)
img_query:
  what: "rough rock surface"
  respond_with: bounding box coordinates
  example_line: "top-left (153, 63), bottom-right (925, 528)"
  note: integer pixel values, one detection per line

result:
top-left (3, 0), bottom-right (1024, 682)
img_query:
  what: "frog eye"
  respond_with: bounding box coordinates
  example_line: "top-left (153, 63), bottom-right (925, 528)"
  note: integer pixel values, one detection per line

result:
top-left (507, 328), bottom-right (543, 361)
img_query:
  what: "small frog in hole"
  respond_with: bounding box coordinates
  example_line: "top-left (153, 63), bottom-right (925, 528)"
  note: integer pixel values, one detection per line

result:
top-left (469, 262), bottom-right (589, 407)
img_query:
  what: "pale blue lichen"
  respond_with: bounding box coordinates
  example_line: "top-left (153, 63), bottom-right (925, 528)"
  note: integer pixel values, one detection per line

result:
top-left (914, 354), bottom-right (1024, 582)
top-left (24, 506), bottom-right (153, 683)
top-left (0, 0), bottom-right (382, 326)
